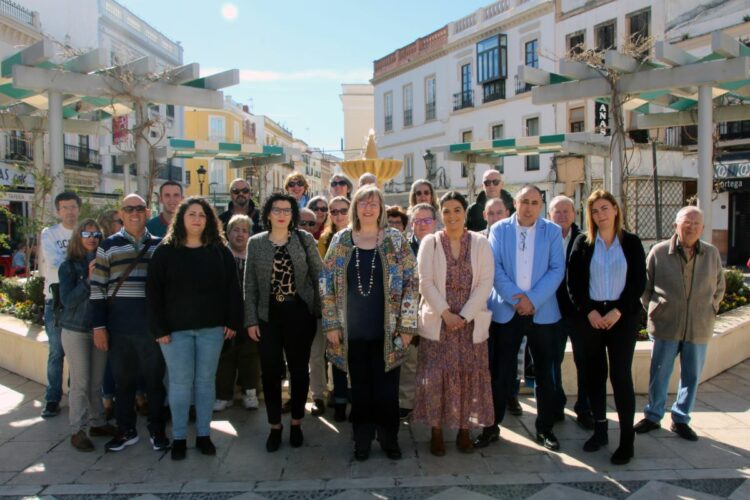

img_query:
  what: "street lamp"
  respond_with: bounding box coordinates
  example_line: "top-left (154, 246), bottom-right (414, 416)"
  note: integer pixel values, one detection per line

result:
top-left (422, 150), bottom-right (435, 183)
top-left (197, 164), bottom-right (206, 195)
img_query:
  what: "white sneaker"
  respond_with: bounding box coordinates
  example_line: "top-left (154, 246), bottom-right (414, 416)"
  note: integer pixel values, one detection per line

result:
top-left (243, 389), bottom-right (259, 410)
top-left (213, 399), bottom-right (233, 412)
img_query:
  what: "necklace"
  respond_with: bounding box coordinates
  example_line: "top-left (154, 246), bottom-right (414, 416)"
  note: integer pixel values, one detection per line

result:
top-left (354, 246), bottom-right (377, 297)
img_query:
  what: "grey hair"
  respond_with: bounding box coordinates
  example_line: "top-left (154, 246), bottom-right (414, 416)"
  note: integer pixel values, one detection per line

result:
top-left (485, 197), bottom-right (508, 212)
top-left (483, 169), bottom-right (503, 181)
top-left (409, 202), bottom-right (437, 220)
top-left (358, 172), bottom-right (377, 186)
top-left (299, 207), bottom-right (316, 219)
top-left (675, 205), bottom-right (704, 223)
top-left (548, 195), bottom-right (575, 212)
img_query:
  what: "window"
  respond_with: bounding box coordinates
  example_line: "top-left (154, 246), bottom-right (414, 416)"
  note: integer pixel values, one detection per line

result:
top-left (567, 31), bottom-right (585, 55)
top-left (628, 9), bottom-right (650, 59)
top-left (491, 124), bottom-right (504, 173)
top-left (233, 122), bottom-right (241, 142)
top-left (596, 20), bottom-right (616, 51)
top-left (166, 104), bottom-right (175, 119)
top-left (404, 153), bottom-right (414, 183)
top-left (403, 84), bottom-right (413, 127)
top-left (460, 130), bottom-right (472, 178)
top-left (477, 34), bottom-right (507, 104)
top-left (454, 63), bottom-right (473, 110)
top-left (569, 106), bottom-right (584, 132)
top-left (185, 170), bottom-right (191, 185)
top-left (209, 116), bottom-right (225, 142)
top-left (525, 39), bottom-right (538, 68)
top-left (209, 159), bottom-right (226, 187)
top-left (525, 117), bottom-right (540, 171)
top-left (425, 76), bottom-right (436, 121)
top-left (384, 91), bottom-right (393, 132)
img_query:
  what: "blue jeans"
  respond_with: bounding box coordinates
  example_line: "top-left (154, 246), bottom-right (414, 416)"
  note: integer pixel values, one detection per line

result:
top-left (160, 327), bottom-right (224, 439)
top-left (44, 299), bottom-right (64, 403)
top-left (644, 338), bottom-right (708, 425)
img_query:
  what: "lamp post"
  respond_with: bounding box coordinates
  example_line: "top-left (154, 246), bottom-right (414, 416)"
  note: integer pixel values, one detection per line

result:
top-left (422, 150), bottom-right (435, 184)
top-left (197, 164), bottom-right (207, 195)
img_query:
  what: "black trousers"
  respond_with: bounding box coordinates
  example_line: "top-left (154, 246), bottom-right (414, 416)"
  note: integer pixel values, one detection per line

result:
top-left (258, 299), bottom-right (316, 424)
top-left (581, 302), bottom-right (637, 433)
top-left (347, 338), bottom-right (400, 448)
top-left (553, 317), bottom-right (591, 416)
top-left (215, 338), bottom-right (261, 400)
top-left (487, 315), bottom-right (558, 433)
top-left (109, 332), bottom-right (167, 434)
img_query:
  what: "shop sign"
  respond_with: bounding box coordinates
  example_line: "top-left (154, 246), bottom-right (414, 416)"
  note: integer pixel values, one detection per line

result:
top-left (716, 178), bottom-right (750, 192)
top-left (0, 191), bottom-right (34, 202)
top-left (595, 102), bottom-right (610, 136)
top-left (714, 161), bottom-right (750, 179)
top-left (64, 170), bottom-right (100, 190)
top-left (0, 164), bottom-right (34, 187)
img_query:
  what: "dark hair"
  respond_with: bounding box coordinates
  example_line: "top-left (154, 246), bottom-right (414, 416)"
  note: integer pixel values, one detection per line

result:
top-left (159, 180), bottom-right (183, 196)
top-left (163, 197), bottom-right (226, 248)
top-left (97, 209), bottom-right (121, 238)
top-left (55, 191), bottom-right (82, 210)
top-left (439, 190), bottom-right (468, 211)
top-left (514, 183), bottom-right (544, 200)
top-left (261, 192), bottom-right (299, 231)
top-left (386, 205), bottom-right (408, 228)
top-left (67, 219), bottom-right (100, 261)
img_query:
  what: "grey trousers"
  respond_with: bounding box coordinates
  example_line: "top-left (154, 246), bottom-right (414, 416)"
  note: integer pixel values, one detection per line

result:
top-left (309, 319), bottom-right (327, 400)
top-left (398, 344), bottom-right (418, 410)
top-left (61, 328), bottom-right (108, 432)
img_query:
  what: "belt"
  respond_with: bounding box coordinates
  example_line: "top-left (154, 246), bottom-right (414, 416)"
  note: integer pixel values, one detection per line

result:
top-left (272, 294), bottom-right (298, 303)
top-left (591, 300), bottom-right (615, 311)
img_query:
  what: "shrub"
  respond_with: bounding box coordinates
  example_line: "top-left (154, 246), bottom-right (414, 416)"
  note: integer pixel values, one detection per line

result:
top-left (24, 275), bottom-right (45, 307)
top-left (724, 267), bottom-right (745, 296)
top-left (0, 278), bottom-right (26, 304)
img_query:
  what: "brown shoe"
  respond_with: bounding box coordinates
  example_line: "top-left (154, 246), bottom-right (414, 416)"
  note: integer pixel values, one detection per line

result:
top-left (456, 428), bottom-right (474, 453)
top-left (430, 427), bottom-right (446, 457)
top-left (90, 424), bottom-right (117, 437)
top-left (71, 430), bottom-right (95, 452)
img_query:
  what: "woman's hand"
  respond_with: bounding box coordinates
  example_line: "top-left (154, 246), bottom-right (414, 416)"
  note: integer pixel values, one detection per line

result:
top-left (587, 310), bottom-right (607, 330)
top-left (327, 328), bottom-right (343, 346)
top-left (602, 308), bottom-right (622, 330)
top-left (87, 260), bottom-right (96, 281)
top-left (248, 325), bottom-right (260, 342)
top-left (442, 310), bottom-right (465, 332)
top-left (224, 327), bottom-right (236, 339)
top-left (93, 328), bottom-right (108, 351)
top-left (156, 335), bottom-right (171, 345)
top-left (400, 333), bottom-right (413, 347)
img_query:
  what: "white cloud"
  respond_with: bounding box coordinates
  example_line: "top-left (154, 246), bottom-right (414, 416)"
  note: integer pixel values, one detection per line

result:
top-left (221, 3), bottom-right (239, 21)
top-left (203, 67), bottom-right (373, 83)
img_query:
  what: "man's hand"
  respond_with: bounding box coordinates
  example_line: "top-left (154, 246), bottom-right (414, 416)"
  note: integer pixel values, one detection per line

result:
top-left (513, 294), bottom-right (535, 316)
top-left (327, 328), bottom-right (343, 346)
top-left (156, 335), bottom-right (171, 345)
top-left (93, 328), bottom-right (108, 351)
top-left (248, 325), bottom-right (260, 342)
top-left (224, 327), bottom-right (236, 339)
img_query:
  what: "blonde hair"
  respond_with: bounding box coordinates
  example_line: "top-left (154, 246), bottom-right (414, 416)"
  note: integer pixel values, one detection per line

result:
top-left (585, 189), bottom-right (623, 244)
top-left (284, 171), bottom-right (308, 193)
top-left (349, 185), bottom-right (387, 231)
top-left (227, 214), bottom-right (252, 235)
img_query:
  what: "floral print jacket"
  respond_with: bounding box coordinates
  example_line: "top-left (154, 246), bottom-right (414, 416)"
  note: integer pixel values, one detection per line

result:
top-left (320, 227), bottom-right (419, 372)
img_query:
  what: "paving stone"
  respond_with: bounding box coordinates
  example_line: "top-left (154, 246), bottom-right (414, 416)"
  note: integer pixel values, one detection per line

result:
top-left (254, 479), bottom-right (326, 491)
top-left (0, 484), bottom-right (43, 496)
top-left (111, 482), bottom-right (182, 494)
top-left (325, 490), bottom-right (383, 500)
top-left (628, 480), bottom-right (722, 500)
top-left (227, 493), bottom-right (269, 500)
top-left (525, 483), bottom-right (609, 499)
top-left (423, 485), bottom-right (496, 500)
top-left (181, 480), bottom-right (256, 493)
top-left (325, 476), bottom-right (395, 490)
top-left (0, 440), bottom-right (56, 472)
top-left (42, 483), bottom-right (113, 495)
top-left (729, 479), bottom-right (750, 500)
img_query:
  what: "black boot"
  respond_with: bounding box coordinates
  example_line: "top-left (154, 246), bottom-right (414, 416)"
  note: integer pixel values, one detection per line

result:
top-left (611, 429), bottom-right (634, 465)
top-left (583, 420), bottom-right (608, 452)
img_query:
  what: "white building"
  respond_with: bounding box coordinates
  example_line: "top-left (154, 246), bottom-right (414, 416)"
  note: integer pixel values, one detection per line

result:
top-left (340, 84), bottom-right (374, 161)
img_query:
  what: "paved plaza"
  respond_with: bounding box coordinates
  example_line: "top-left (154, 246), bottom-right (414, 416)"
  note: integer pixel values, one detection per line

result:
top-left (0, 361), bottom-right (748, 499)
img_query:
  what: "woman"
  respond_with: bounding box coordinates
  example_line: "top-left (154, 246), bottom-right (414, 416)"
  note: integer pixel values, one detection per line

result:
top-left (214, 215), bottom-right (261, 412)
top-left (320, 185), bottom-right (418, 461)
top-left (413, 191), bottom-right (495, 456)
top-left (284, 171), bottom-right (310, 209)
top-left (567, 189), bottom-right (646, 465)
top-left (97, 209), bottom-right (123, 238)
top-left (307, 196), bottom-right (329, 240)
top-left (315, 196), bottom-right (351, 422)
top-left (329, 174), bottom-right (353, 199)
top-left (60, 219), bottom-right (116, 451)
top-left (146, 197), bottom-right (242, 461)
top-left (409, 179), bottom-right (439, 215)
top-left (245, 193), bottom-right (321, 452)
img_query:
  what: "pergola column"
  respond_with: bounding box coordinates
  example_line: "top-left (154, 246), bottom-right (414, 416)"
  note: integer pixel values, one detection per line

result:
top-left (466, 154), bottom-right (476, 204)
top-left (47, 90), bottom-right (64, 199)
top-left (697, 84), bottom-right (714, 242)
top-left (31, 131), bottom-right (45, 223)
top-left (134, 102), bottom-right (150, 196)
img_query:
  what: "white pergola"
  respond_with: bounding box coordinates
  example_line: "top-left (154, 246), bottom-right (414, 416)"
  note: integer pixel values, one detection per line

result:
top-left (519, 30), bottom-right (750, 239)
top-left (2, 39), bottom-right (239, 198)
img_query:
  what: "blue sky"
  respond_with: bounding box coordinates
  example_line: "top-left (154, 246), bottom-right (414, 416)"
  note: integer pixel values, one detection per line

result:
top-left (120, 0), bottom-right (491, 155)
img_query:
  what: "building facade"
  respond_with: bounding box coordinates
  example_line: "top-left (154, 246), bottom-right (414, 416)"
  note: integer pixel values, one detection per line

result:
top-left (340, 84), bottom-right (374, 161)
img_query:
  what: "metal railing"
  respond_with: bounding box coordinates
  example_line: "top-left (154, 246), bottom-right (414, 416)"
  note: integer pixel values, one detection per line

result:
top-left (482, 82), bottom-right (505, 103)
top-left (425, 102), bottom-right (436, 121)
top-left (64, 144), bottom-right (101, 169)
top-left (403, 109), bottom-right (413, 127)
top-left (5, 136), bottom-right (32, 160)
top-left (384, 115), bottom-right (393, 132)
top-left (0, 0), bottom-right (34, 26)
top-left (515, 75), bottom-right (532, 95)
top-left (453, 90), bottom-right (474, 111)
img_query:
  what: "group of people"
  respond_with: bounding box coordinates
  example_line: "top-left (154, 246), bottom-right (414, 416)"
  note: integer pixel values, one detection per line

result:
top-left (37, 167), bottom-right (725, 466)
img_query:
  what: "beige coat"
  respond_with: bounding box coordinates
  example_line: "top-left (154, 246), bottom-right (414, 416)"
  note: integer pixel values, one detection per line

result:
top-left (417, 231), bottom-right (494, 343)
top-left (642, 234), bottom-right (726, 344)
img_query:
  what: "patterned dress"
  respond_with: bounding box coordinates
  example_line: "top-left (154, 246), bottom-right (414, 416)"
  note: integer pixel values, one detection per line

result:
top-left (412, 231), bottom-right (494, 429)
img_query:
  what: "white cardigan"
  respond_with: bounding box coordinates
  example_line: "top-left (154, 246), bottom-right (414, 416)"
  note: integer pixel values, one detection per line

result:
top-left (416, 231), bottom-right (494, 343)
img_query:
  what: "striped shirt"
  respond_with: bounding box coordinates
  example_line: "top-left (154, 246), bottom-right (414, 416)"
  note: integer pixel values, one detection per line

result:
top-left (589, 233), bottom-right (627, 301)
top-left (90, 228), bottom-right (161, 334)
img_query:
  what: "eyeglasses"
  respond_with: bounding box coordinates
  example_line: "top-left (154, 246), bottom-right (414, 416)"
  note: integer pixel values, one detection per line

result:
top-left (357, 201), bottom-right (379, 210)
top-left (413, 217), bottom-right (434, 226)
top-left (81, 231), bottom-right (102, 239)
top-left (330, 208), bottom-right (348, 216)
top-left (330, 180), bottom-right (348, 187)
top-left (415, 190), bottom-right (431, 197)
top-left (311, 206), bottom-right (328, 213)
top-left (299, 220), bottom-right (316, 227)
top-left (231, 188), bottom-right (250, 195)
top-left (483, 179), bottom-right (501, 187)
top-left (287, 181), bottom-right (305, 188)
top-left (271, 207), bottom-right (292, 216)
top-left (122, 205), bottom-right (147, 213)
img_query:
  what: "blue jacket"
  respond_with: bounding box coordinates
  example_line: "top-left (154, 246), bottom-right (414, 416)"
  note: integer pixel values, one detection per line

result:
top-left (487, 214), bottom-right (565, 325)
top-left (59, 253), bottom-right (96, 333)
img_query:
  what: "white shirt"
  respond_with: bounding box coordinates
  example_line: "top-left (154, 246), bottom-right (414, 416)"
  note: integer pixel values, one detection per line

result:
top-left (562, 228), bottom-right (572, 255)
top-left (39, 223), bottom-right (73, 299)
top-left (515, 222), bottom-right (536, 292)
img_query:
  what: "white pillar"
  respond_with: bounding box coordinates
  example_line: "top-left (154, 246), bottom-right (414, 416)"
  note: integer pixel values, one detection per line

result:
top-left (47, 90), bottom-right (64, 199)
top-left (466, 155), bottom-right (476, 204)
top-left (610, 129), bottom-right (623, 205)
top-left (31, 131), bottom-right (46, 224)
top-left (134, 102), bottom-right (150, 197)
top-left (697, 84), bottom-right (713, 242)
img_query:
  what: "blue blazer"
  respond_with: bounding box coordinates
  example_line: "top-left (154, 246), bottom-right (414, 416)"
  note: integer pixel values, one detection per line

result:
top-left (487, 214), bottom-right (565, 325)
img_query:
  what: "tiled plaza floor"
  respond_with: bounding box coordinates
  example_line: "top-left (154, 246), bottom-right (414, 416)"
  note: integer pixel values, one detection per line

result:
top-left (0, 361), bottom-right (748, 499)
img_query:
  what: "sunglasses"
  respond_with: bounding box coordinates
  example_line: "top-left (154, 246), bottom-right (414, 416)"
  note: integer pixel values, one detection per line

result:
top-left (330, 180), bottom-right (348, 187)
top-left (81, 231), bottom-right (102, 239)
top-left (287, 181), bottom-right (305, 188)
top-left (299, 220), bottom-right (316, 227)
top-left (483, 179), bottom-right (501, 187)
top-left (122, 205), bottom-right (147, 213)
top-left (231, 188), bottom-right (250, 195)
top-left (415, 190), bottom-right (431, 197)
top-left (311, 206), bottom-right (328, 213)
top-left (330, 208), bottom-right (348, 216)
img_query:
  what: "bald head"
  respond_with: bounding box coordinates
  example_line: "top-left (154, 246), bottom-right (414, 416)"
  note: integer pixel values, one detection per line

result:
top-left (484, 197), bottom-right (509, 228)
top-left (120, 193), bottom-right (150, 238)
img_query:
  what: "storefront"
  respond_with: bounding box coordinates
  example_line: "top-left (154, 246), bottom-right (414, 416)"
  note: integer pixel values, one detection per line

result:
top-left (715, 160), bottom-right (750, 266)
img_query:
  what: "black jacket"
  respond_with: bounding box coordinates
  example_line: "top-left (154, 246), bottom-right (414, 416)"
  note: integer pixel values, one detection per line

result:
top-left (567, 230), bottom-right (646, 317)
top-left (556, 223), bottom-right (581, 318)
top-left (219, 201), bottom-right (260, 234)
top-left (465, 189), bottom-right (515, 232)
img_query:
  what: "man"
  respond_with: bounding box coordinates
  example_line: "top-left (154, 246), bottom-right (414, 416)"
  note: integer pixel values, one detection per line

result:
top-left (399, 202), bottom-right (437, 418)
top-left (219, 178), bottom-right (260, 233)
top-left (635, 206), bottom-right (725, 441)
top-left (145, 181), bottom-right (183, 237)
top-left (90, 194), bottom-right (169, 452)
top-left (39, 191), bottom-right (81, 418)
top-left (481, 198), bottom-right (509, 238)
top-left (476, 185), bottom-right (565, 451)
top-left (299, 208), bottom-right (317, 234)
top-left (387, 206), bottom-right (408, 233)
top-left (466, 169), bottom-right (515, 232)
top-left (548, 195), bottom-right (593, 429)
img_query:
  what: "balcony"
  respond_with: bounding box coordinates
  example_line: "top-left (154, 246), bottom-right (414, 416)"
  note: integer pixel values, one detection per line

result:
top-left (5, 136), bottom-right (32, 161)
top-left (384, 115), bottom-right (393, 132)
top-left (64, 144), bottom-right (101, 169)
top-left (425, 102), bottom-right (436, 121)
top-left (403, 109), bottom-right (413, 127)
top-left (482, 81), bottom-right (505, 104)
top-left (0, 0), bottom-right (36, 27)
top-left (514, 75), bottom-right (532, 95)
top-left (453, 90), bottom-right (474, 111)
